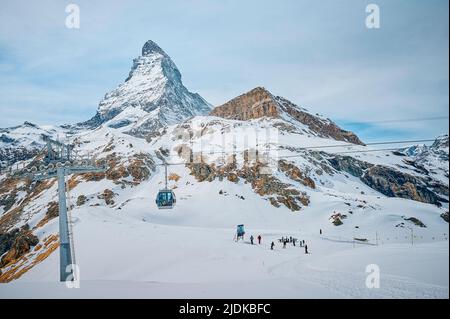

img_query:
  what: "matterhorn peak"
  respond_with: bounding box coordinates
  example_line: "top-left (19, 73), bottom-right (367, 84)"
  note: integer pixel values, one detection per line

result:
top-left (142, 40), bottom-right (167, 57)
top-left (80, 40), bottom-right (211, 137)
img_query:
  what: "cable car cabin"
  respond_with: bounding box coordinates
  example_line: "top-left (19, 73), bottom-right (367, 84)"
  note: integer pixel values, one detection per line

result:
top-left (156, 189), bottom-right (176, 209)
top-left (236, 224), bottom-right (245, 241)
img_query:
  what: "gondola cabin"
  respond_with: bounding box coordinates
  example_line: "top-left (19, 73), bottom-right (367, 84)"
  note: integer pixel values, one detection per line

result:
top-left (156, 189), bottom-right (176, 209)
top-left (236, 224), bottom-right (245, 241)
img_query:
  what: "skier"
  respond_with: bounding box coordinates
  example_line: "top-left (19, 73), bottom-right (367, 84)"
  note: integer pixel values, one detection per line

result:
top-left (250, 235), bottom-right (254, 245)
top-left (293, 238), bottom-right (296, 247)
top-left (257, 235), bottom-right (262, 244)
top-left (271, 242), bottom-right (275, 250)
top-left (305, 244), bottom-right (308, 254)
top-left (283, 241), bottom-right (287, 249)
top-left (320, 229), bottom-right (322, 235)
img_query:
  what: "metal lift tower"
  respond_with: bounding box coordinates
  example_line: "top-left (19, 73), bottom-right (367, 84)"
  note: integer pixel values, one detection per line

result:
top-left (6, 137), bottom-right (106, 282)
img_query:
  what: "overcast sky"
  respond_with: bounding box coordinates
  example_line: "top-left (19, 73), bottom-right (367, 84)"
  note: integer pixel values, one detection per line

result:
top-left (0, 0), bottom-right (448, 141)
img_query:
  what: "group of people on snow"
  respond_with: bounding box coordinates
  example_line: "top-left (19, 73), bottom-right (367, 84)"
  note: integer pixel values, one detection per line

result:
top-left (246, 234), bottom-right (309, 254)
top-left (249, 235), bottom-right (262, 245)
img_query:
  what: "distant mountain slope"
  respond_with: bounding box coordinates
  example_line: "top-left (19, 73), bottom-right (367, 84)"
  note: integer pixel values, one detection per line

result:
top-left (0, 122), bottom-right (66, 168)
top-left (400, 134), bottom-right (449, 185)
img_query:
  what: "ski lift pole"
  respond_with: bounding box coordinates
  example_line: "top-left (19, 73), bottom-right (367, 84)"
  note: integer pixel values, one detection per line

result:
top-left (57, 167), bottom-right (73, 282)
top-left (165, 163), bottom-right (168, 189)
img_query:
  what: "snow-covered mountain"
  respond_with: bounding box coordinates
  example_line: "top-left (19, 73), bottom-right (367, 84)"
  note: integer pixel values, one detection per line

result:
top-left (0, 122), bottom-right (67, 169)
top-left (400, 134), bottom-right (449, 185)
top-left (80, 40), bottom-right (211, 137)
top-left (0, 41), bottom-right (448, 297)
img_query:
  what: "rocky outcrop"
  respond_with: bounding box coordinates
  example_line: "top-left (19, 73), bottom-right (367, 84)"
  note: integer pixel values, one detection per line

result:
top-left (404, 217), bottom-right (426, 228)
top-left (46, 201), bottom-right (59, 219)
top-left (83, 153), bottom-right (155, 185)
top-left (76, 195), bottom-right (87, 206)
top-left (328, 155), bottom-right (373, 177)
top-left (329, 212), bottom-right (346, 226)
top-left (0, 233), bottom-right (59, 283)
top-left (126, 153), bottom-right (155, 182)
top-left (361, 166), bottom-right (442, 207)
top-left (327, 155), bottom-right (444, 207)
top-left (278, 160), bottom-right (316, 189)
top-left (210, 87), bottom-right (364, 145)
top-left (33, 200), bottom-right (59, 230)
top-left (0, 179), bottom-right (54, 233)
top-left (441, 211), bottom-right (449, 223)
top-left (0, 225), bottom-right (38, 268)
top-left (187, 160), bottom-right (309, 211)
top-left (98, 189), bottom-right (115, 206)
top-left (211, 87), bottom-right (279, 120)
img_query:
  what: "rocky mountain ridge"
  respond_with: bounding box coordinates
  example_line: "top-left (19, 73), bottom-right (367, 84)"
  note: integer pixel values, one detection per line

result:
top-left (210, 87), bottom-right (364, 145)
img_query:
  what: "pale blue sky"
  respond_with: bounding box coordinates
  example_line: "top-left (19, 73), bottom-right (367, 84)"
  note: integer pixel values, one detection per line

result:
top-left (0, 0), bottom-right (448, 141)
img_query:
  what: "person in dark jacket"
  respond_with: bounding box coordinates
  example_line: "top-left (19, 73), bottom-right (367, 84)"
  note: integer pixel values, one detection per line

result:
top-left (257, 235), bottom-right (262, 244)
top-left (250, 235), bottom-right (254, 245)
top-left (305, 244), bottom-right (309, 254)
top-left (271, 242), bottom-right (275, 250)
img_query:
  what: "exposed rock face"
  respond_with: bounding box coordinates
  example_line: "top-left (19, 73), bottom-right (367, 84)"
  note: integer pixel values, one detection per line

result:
top-left (278, 160), bottom-right (316, 189)
top-left (82, 153), bottom-right (155, 185)
top-left (361, 166), bottom-right (442, 206)
top-left (328, 155), bottom-right (373, 177)
top-left (329, 212), bottom-right (346, 226)
top-left (0, 179), bottom-right (54, 233)
top-left (441, 211), bottom-right (449, 223)
top-left (127, 153), bottom-right (155, 182)
top-left (98, 189), bottom-right (115, 206)
top-left (0, 190), bottom-right (17, 213)
top-left (404, 217), bottom-right (426, 228)
top-left (187, 160), bottom-right (310, 211)
top-left (0, 225), bottom-right (38, 268)
top-left (46, 201), bottom-right (59, 219)
top-left (211, 87), bottom-right (279, 120)
top-left (328, 155), bottom-right (444, 206)
top-left (210, 87), bottom-right (364, 145)
top-left (76, 195), bottom-right (87, 206)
